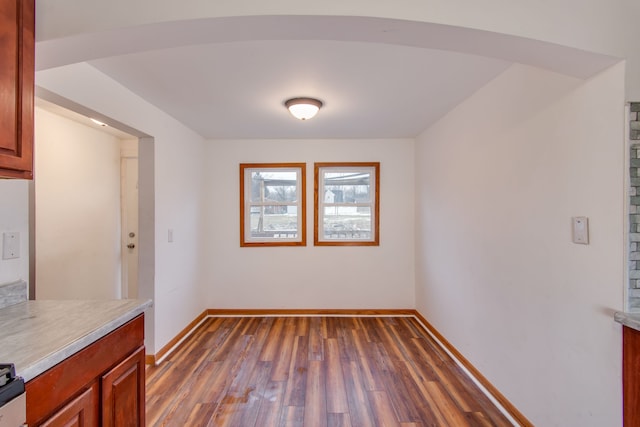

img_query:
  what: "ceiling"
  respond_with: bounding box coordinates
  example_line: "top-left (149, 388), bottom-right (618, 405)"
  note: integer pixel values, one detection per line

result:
top-left (36, 16), bottom-right (618, 140)
top-left (87, 40), bottom-right (510, 139)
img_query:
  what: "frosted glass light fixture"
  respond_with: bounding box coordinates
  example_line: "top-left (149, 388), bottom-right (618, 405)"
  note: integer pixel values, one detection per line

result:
top-left (285, 97), bottom-right (323, 120)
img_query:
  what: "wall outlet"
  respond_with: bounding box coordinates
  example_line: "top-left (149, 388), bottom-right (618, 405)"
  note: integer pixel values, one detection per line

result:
top-left (2, 232), bottom-right (20, 259)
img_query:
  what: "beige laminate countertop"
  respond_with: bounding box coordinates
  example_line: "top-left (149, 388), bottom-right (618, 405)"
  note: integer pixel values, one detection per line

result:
top-left (0, 299), bottom-right (151, 382)
top-left (614, 311), bottom-right (640, 331)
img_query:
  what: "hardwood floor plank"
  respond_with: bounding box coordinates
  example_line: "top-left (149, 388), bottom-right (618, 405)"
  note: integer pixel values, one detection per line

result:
top-left (280, 405), bottom-right (305, 427)
top-left (146, 316), bottom-right (514, 427)
top-left (271, 323), bottom-right (297, 381)
top-left (351, 328), bottom-right (385, 391)
top-left (283, 335), bottom-right (308, 407)
top-left (368, 390), bottom-right (401, 427)
top-left (394, 359), bottom-right (444, 424)
top-left (425, 381), bottom-right (472, 427)
top-left (183, 402), bottom-right (216, 426)
top-left (412, 335), bottom-right (507, 423)
top-left (367, 342), bottom-right (423, 423)
top-left (254, 381), bottom-right (286, 427)
top-left (468, 411), bottom-right (501, 427)
top-left (375, 318), bottom-right (410, 361)
top-left (325, 338), bottom-right (349, 413)
top-left (295, 316), bottom-right (310, 337)
top-left (308, 317), bottom-right (325, 361)
top-left (259, 317), bottom-right (285, 362)
top-left (304, 360), bottom-right (328, 427)
top-left (359, 317), bottom-right (384, 344)
top-left (337, 318), bottom-right (359, 361)
top-left (215, 361), bottom-right (272, 427)
top-left (342, 360), bottom-right (376, 427)
top-left (327, 412), bottom-right (353, 427)
top-left (400, 359), bottom-right (449, 426)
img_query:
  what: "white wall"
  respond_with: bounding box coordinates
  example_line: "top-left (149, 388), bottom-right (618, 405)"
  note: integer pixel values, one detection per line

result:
top-left (34, 107), bottom-right (122, 299)
top-left (0, 180), bottom-right (29, 287)
top-left (203, 139), bottom-right (415, 309)
top-left (36, 63), bottom-right (207, 354)
top-left (415, 63), bottom-right (625, 426)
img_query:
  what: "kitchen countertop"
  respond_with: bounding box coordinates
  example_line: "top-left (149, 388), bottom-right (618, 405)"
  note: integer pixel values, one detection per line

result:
top-left (614, 311), bottom-right (640, 331)
top-left (0, 299), bottom-right (151, 382)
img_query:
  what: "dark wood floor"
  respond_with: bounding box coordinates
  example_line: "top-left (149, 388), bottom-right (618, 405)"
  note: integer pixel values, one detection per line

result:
top-left (145, 316), bottom-right (512, 426)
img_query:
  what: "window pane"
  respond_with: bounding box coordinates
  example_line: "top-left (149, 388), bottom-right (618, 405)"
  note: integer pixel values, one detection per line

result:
top-left (250, 171), bottom-right (298, 203)
top-left (240, 163), bottom-right (306, 247)
top-left (250, 205), bottom-right (299, 238)
top-left (314, 162), bottom-right (379, 246)
top-left (322, 206), bottom-right (372, 240)
top-left (323, 172), bottom-right (371, 203)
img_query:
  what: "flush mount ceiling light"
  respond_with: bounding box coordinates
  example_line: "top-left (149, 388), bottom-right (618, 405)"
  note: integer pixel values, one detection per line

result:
top-left (285, 97), bottom-right (323, 121)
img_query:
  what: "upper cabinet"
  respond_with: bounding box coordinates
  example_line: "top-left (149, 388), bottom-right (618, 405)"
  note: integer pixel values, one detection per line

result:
top-left (0, 0), bottom-right (34, 179)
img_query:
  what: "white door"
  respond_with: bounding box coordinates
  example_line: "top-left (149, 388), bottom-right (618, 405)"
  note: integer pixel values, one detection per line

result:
top-left (121, 157), bottom-right (139, 298)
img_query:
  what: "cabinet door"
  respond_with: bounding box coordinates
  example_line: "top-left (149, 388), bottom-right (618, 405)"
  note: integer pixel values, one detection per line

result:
top-left (40, 383), bottom-right (99, 427)
top-left (102, 346), bottom-right (146, 427)
top-left (624, 326), bottom-right (640, 426)
top-left (0, 0), bottom-right (34, 179)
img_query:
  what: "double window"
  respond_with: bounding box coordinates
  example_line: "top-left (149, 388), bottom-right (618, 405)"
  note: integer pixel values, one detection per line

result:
top-left (240, 162), bottom-right (379, 247)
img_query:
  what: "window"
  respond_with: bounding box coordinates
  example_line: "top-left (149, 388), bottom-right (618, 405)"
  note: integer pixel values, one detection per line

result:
top-left (240, 163), bottom-right (306, 247)
top-left (314, 162), bottom-right (380, 246)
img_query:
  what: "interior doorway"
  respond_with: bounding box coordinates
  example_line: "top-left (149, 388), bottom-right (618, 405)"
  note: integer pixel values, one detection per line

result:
top-left (31, 96), bottom-right (147, 300)
top-left (30, 89), bottom-right (156, 355)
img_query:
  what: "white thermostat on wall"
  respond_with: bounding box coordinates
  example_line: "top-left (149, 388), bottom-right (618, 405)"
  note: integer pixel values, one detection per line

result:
top-left (572, 217), bottom-right (589, 245)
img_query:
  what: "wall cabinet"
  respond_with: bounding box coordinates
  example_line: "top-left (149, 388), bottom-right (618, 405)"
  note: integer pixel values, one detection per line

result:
top-left (26, 315), bottom-right (146, 426)
top-left (0, 0), bottom-right (35, 179)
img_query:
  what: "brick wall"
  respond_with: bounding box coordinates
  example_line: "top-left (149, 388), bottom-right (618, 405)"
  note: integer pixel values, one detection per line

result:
top-left (630, 103), bottom-right (640, 309)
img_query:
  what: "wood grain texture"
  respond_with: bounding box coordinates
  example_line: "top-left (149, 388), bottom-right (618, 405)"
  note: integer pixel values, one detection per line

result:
top-left (206, 309), bottom-right (416, 317)
top-left (26, 315), bottom-right (144, 426)
top-left (623, 325), bottom-right (640, 427)
top-left (0, 0), bottom-right (34, 179)
top-left (148, 309), bottom-right (209, 365)
top-left (40, 383), bottom-right (99, 427)
top-left (102, 346), bottom-right (146, 427)
top-left (412, 311), bottom-right (533, 427)
top-left (146, 316), bottom-right (513, 426)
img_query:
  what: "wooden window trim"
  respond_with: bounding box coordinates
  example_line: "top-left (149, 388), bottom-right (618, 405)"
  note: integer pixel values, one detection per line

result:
top-left (240, 163), bottom-right (306, 247)
top-left (314, 162), bottom-right (380, 246)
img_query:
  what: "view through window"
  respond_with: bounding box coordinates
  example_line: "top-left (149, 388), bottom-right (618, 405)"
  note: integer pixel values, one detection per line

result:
top-left (314, 162), bottom-right (380, 246)
top-left (240, 163), bottom-right (306, 247)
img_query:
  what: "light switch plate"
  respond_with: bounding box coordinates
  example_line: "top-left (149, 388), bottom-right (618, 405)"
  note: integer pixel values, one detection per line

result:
top-left (572, 217), bottom-right (589, 245)
top-left (2, 232), bottom-right (20, 259)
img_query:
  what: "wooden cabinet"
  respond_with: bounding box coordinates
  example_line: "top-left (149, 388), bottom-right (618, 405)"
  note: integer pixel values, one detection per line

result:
top-left (26, 315), bottom-right (146, 427)
top-left (41, 383), bottom-right (99, 427)
top-left (101, 347), bottom-right (145, 427)
top-left (624, 325), bottom-right (640, 426)
top-left (0, 0), bottom-right (35, 179)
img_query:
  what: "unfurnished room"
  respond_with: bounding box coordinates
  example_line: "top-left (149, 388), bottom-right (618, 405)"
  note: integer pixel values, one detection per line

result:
top-left (1, 1), bottom-right (640, 426)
